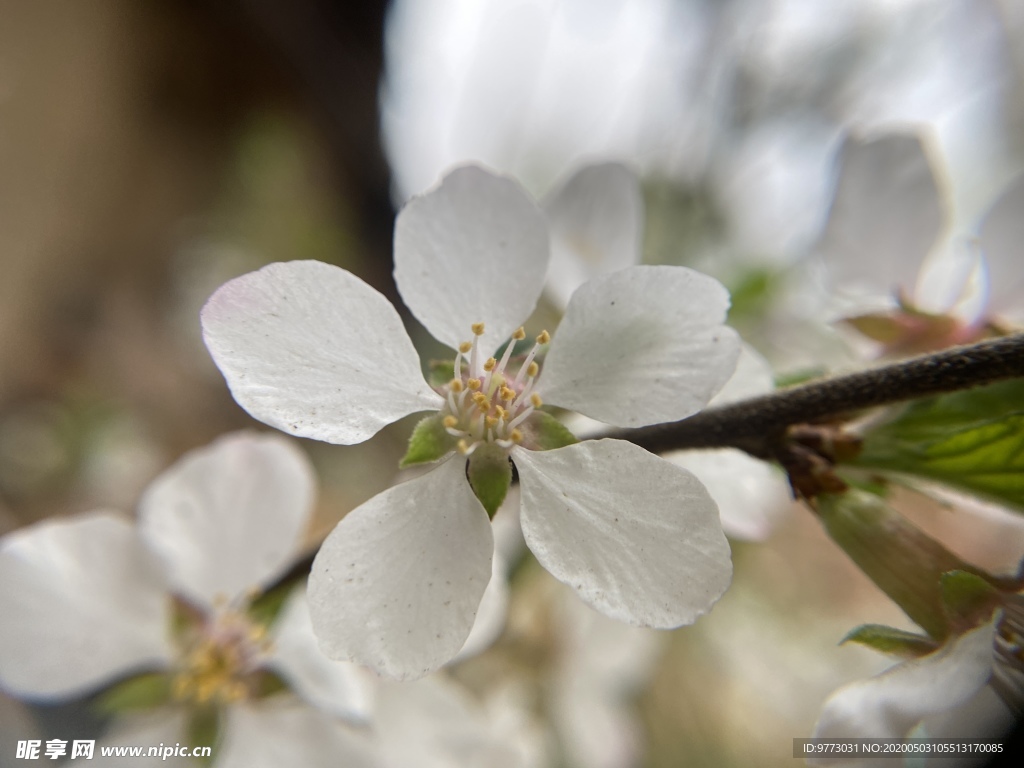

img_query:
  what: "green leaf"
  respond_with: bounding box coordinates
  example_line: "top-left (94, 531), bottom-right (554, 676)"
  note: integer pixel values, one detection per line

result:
top-left (467, 443), bottom-right (512, 519)
top-left (93, 672), bottom-right (173, 715)
top-left (521, 411), bottom-right (578, 451)
top-left (852, 379), bottom-right (1024, 511)
top-left (400, 414), bottom-right (456, 468)
top-left (840, 624), bottom-right (938, 659)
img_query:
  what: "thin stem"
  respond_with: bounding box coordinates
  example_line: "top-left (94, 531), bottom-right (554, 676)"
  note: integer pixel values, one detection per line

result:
top-left (607, 333), bottom-right (1024, 458)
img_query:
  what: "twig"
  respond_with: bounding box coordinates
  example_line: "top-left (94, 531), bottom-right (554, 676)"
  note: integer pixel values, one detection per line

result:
top-left (606, 334), bottom-right (1024, 458)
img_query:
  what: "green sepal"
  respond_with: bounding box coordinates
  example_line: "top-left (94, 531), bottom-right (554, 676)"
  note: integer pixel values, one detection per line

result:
top-left (427, 360), bottom-right (455, 388)
top-left (940, 570), bottom-right (1002, 629)
top-left (247, 581), bottom-right (296, 630)
top-left (467, 444), bottom-right (512, 519)
top-left (852, 379), bottom-right (1024, 512)
top-left (187, 705), bottom-right (220, 767)
top-left (400, 414), bottom-right (457, 468)
top-left (250, 669), bottom-right (289, 700)
top-left (521, 411), bottom-right (578, 451)
top-left (93, 672), bottom-right (173, 715)
top-left (840, 624), bottom-right (938, 659)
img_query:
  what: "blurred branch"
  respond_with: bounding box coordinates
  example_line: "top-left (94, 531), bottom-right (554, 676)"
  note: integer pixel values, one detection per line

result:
top-left (607, 334), bottom-right (1024, 459)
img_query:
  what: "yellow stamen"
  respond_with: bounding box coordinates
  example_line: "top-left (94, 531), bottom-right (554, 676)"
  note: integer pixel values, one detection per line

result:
top-left (443, 415), bottom-right (458, 429)
top-left (457, 439), bottom-right (470, 454)
top-left (510, 429), bottom-right (523, 443)
top-left (499, 386), bottom-right (515, 401)
top-left (459, 341), bottom-right (473, 354)
top-left (530, 393), bottom-right (543, 408)
top-left (472, 392), bottom-right (489, 408)
top-left (535, 330), bottom-right (550, 344)
top-left (449, 379), bottom-right (464, 393)
top-left (483, 357), bottom-right (497, 372)
top-left (467, 378), bottom-right (482, 391)
top-left (471, 322), bottom-right (486, 336)
top-left (485, 416), bottom-right (498, 429)
top-left (512, 327), bottom-right (526, 340)
top-left (494, 405), bottom-right (507, 420)
top-left (526, 361), bottom-right (539, 377)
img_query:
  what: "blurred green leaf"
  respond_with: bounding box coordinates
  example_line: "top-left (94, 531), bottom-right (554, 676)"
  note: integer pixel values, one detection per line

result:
top-left (852, 379), bottom-right (1024, 511)
top-left (840, 624), bottom-right (937, 659)
top-left (427, 359), bottom-right (455, 388)
top-left (94, 672), bottom-right (172, 715)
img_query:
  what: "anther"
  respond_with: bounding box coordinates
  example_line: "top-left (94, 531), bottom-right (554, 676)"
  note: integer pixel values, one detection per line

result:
top-left (535, 330), bottom-right (550, 345)
top-left (510, 429), bottom-right (523, 443)
top-left (530, 393), bottom-right (543, 408)
top-left (443, 415), bottom-right (458, 429)
top-left (485, 416), bottom-right (498, 429)
top-left (449, 379), bottom-right (464, 393)
top-left (471, 322), bottom-right (486, 336)
top-left (483, 357), bottom-right (497, 372)
top-left (513, 327), bottom-right (526, 340)
top-left (500, 386), bottom-right (515, 402)
top-left (459, 341), bottom-right (472, 354)
top-left (472, 392), bottom-right (489, 408)
top-left (467, 378), bottom-right (481, 391)
top-left (526, 361), bottom-right (539, 378)
top-left (457, 439), bottom-right (470, 454)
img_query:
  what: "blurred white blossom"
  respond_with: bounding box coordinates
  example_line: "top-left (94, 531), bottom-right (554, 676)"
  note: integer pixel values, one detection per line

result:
top-left (0, 431), bottom-right (375, 767)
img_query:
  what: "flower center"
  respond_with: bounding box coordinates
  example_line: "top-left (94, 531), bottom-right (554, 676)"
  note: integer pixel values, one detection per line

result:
top-left (440, 323), bottom-right (550, 455)
top-left (172, 606), bottom-right (272, 706)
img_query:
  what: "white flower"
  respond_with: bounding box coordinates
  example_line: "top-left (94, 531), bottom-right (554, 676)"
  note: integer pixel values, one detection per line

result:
top-left (814, 131), bottom-right (1024, 339)
top-left (0, 431), bottom-right (375, 767)
top-left (201, 165), bottom-right (739, 679)
top-left (811, 611), bottom-right (1021, 768)
top-left (542, 161), bottom-right (791, 541)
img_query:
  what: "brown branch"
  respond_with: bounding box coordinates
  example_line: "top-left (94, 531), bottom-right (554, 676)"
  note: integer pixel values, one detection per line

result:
top-left (606, 333), bottom-right (1024, 459)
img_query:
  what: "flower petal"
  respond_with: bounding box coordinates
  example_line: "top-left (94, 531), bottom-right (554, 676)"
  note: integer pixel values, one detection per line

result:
top-left (542, 162), bottom-right (644, 311)
top-left (452, 552), bottom-right (510, 664)
top-left (978, 172), bottom-right (1024, 322)
top-left (815, 133), bottom-right (945, 306)
top-left (201, 260), bottom-right (442, 445)
top-left (709, 342), bottom-right (775, 405)
top-left (539, 265), bottom-right (740, 427)
top-left (89, 711), bottom-right (189, 767)
top-left (393, 165), bottom-right (549, 353)
top-left (0, 514), bottom-right (171, 699)
top-left (137, 431), bottom-right (313, 608)
top-left (308, 457), bottom-right (494, 679)
top-left (812, 618), bottom-right (997, 746)
top-left (267, 588), bottom-right (375, 722)
top-left (514, 440), bottom-right (732, 627)
top-left (218, 699), bottom-right (378, 768)
top-left (665, 448), bottom-right (791, 541)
